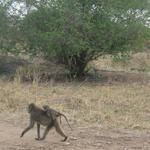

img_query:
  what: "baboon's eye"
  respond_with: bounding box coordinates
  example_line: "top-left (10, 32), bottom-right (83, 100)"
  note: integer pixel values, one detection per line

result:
top-left (28, 105), bottom-right (32, 113)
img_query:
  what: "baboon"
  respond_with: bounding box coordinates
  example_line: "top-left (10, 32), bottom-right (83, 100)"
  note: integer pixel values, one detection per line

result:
top-left (20, 103), bottom-right (68, 141)
top-left (42, 105), bottom-right (72, 130)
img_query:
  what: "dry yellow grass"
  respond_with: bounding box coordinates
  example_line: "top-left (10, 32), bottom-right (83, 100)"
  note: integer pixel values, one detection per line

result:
top-left (92, 52), bottom-right (150, 73)
top-left (1, 52), bottom-right (150, 129)
top-left (0, 77), bottom-right (150, 129)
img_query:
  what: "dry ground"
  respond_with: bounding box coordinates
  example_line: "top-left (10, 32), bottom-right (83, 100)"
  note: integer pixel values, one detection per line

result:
top-left (1, 52), bottom-right (150, 149)
top-left (1, 120), bottom-right (150, 150)
top-left (1, 78), bottom-right (150, 150)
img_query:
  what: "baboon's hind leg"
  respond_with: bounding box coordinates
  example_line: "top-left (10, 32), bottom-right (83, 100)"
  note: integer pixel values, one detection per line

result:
top-left (54, 120), bottom-right (67, 142)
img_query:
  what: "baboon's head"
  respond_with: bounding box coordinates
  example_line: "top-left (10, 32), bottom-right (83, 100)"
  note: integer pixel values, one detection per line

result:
top-left (43, 105), bottom-right (49, 110)
top-left (28, 103), bottom-right (35, 113)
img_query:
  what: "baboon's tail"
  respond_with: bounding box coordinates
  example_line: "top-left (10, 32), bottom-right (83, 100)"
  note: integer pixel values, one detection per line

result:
top-left (61, 114), bottom-right (72, 130)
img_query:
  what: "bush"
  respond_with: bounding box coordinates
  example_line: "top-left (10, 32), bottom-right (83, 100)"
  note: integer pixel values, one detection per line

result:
top-left (21, 0), bottom-right (150, 77)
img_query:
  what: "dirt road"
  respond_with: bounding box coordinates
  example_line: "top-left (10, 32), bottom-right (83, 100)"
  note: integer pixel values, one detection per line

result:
top-left (0, 121), bottom-right (150, 150)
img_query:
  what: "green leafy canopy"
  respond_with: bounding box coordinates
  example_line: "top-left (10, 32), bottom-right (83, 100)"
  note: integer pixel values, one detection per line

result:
top-left (1, 0), bottom-right (150, 77)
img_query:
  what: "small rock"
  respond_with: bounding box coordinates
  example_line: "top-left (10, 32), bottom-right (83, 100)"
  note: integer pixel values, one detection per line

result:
top-left (70, 137), bottom-right (78, 140)
top-left (64, 142), bottom-right (70, 145)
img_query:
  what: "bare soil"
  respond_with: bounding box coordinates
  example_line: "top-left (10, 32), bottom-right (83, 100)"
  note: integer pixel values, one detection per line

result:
top-left (0, 120), bottom-right (150, 150)
top-left (1, 55), bottom-right (150, 150)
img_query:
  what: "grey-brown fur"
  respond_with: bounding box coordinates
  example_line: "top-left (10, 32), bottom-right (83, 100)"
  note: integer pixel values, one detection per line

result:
top-left (43, 105), bottom-right (72, 130)
top-left (20, 103), bottom-right (68, 141)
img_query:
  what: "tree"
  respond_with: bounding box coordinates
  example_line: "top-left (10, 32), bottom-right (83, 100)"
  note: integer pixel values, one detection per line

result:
top-left (0, 0), bottom-right (22, 55)
top-left (21, 0), bottom-right (150, 77)
top-left (0, 3), bottom-right (10, 53)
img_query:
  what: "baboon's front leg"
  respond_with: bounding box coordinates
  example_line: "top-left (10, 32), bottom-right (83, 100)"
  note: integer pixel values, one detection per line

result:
top-left (39, 124), bottom-right (53, 140)
top-left (35, 123), bottom-right (41, 140)
top-left (20, 120), bottom-right (35, 137)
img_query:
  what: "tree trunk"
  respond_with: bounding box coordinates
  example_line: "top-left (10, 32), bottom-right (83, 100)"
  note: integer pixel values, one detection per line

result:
top-left (67, 51), bottom-right (87, 78)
